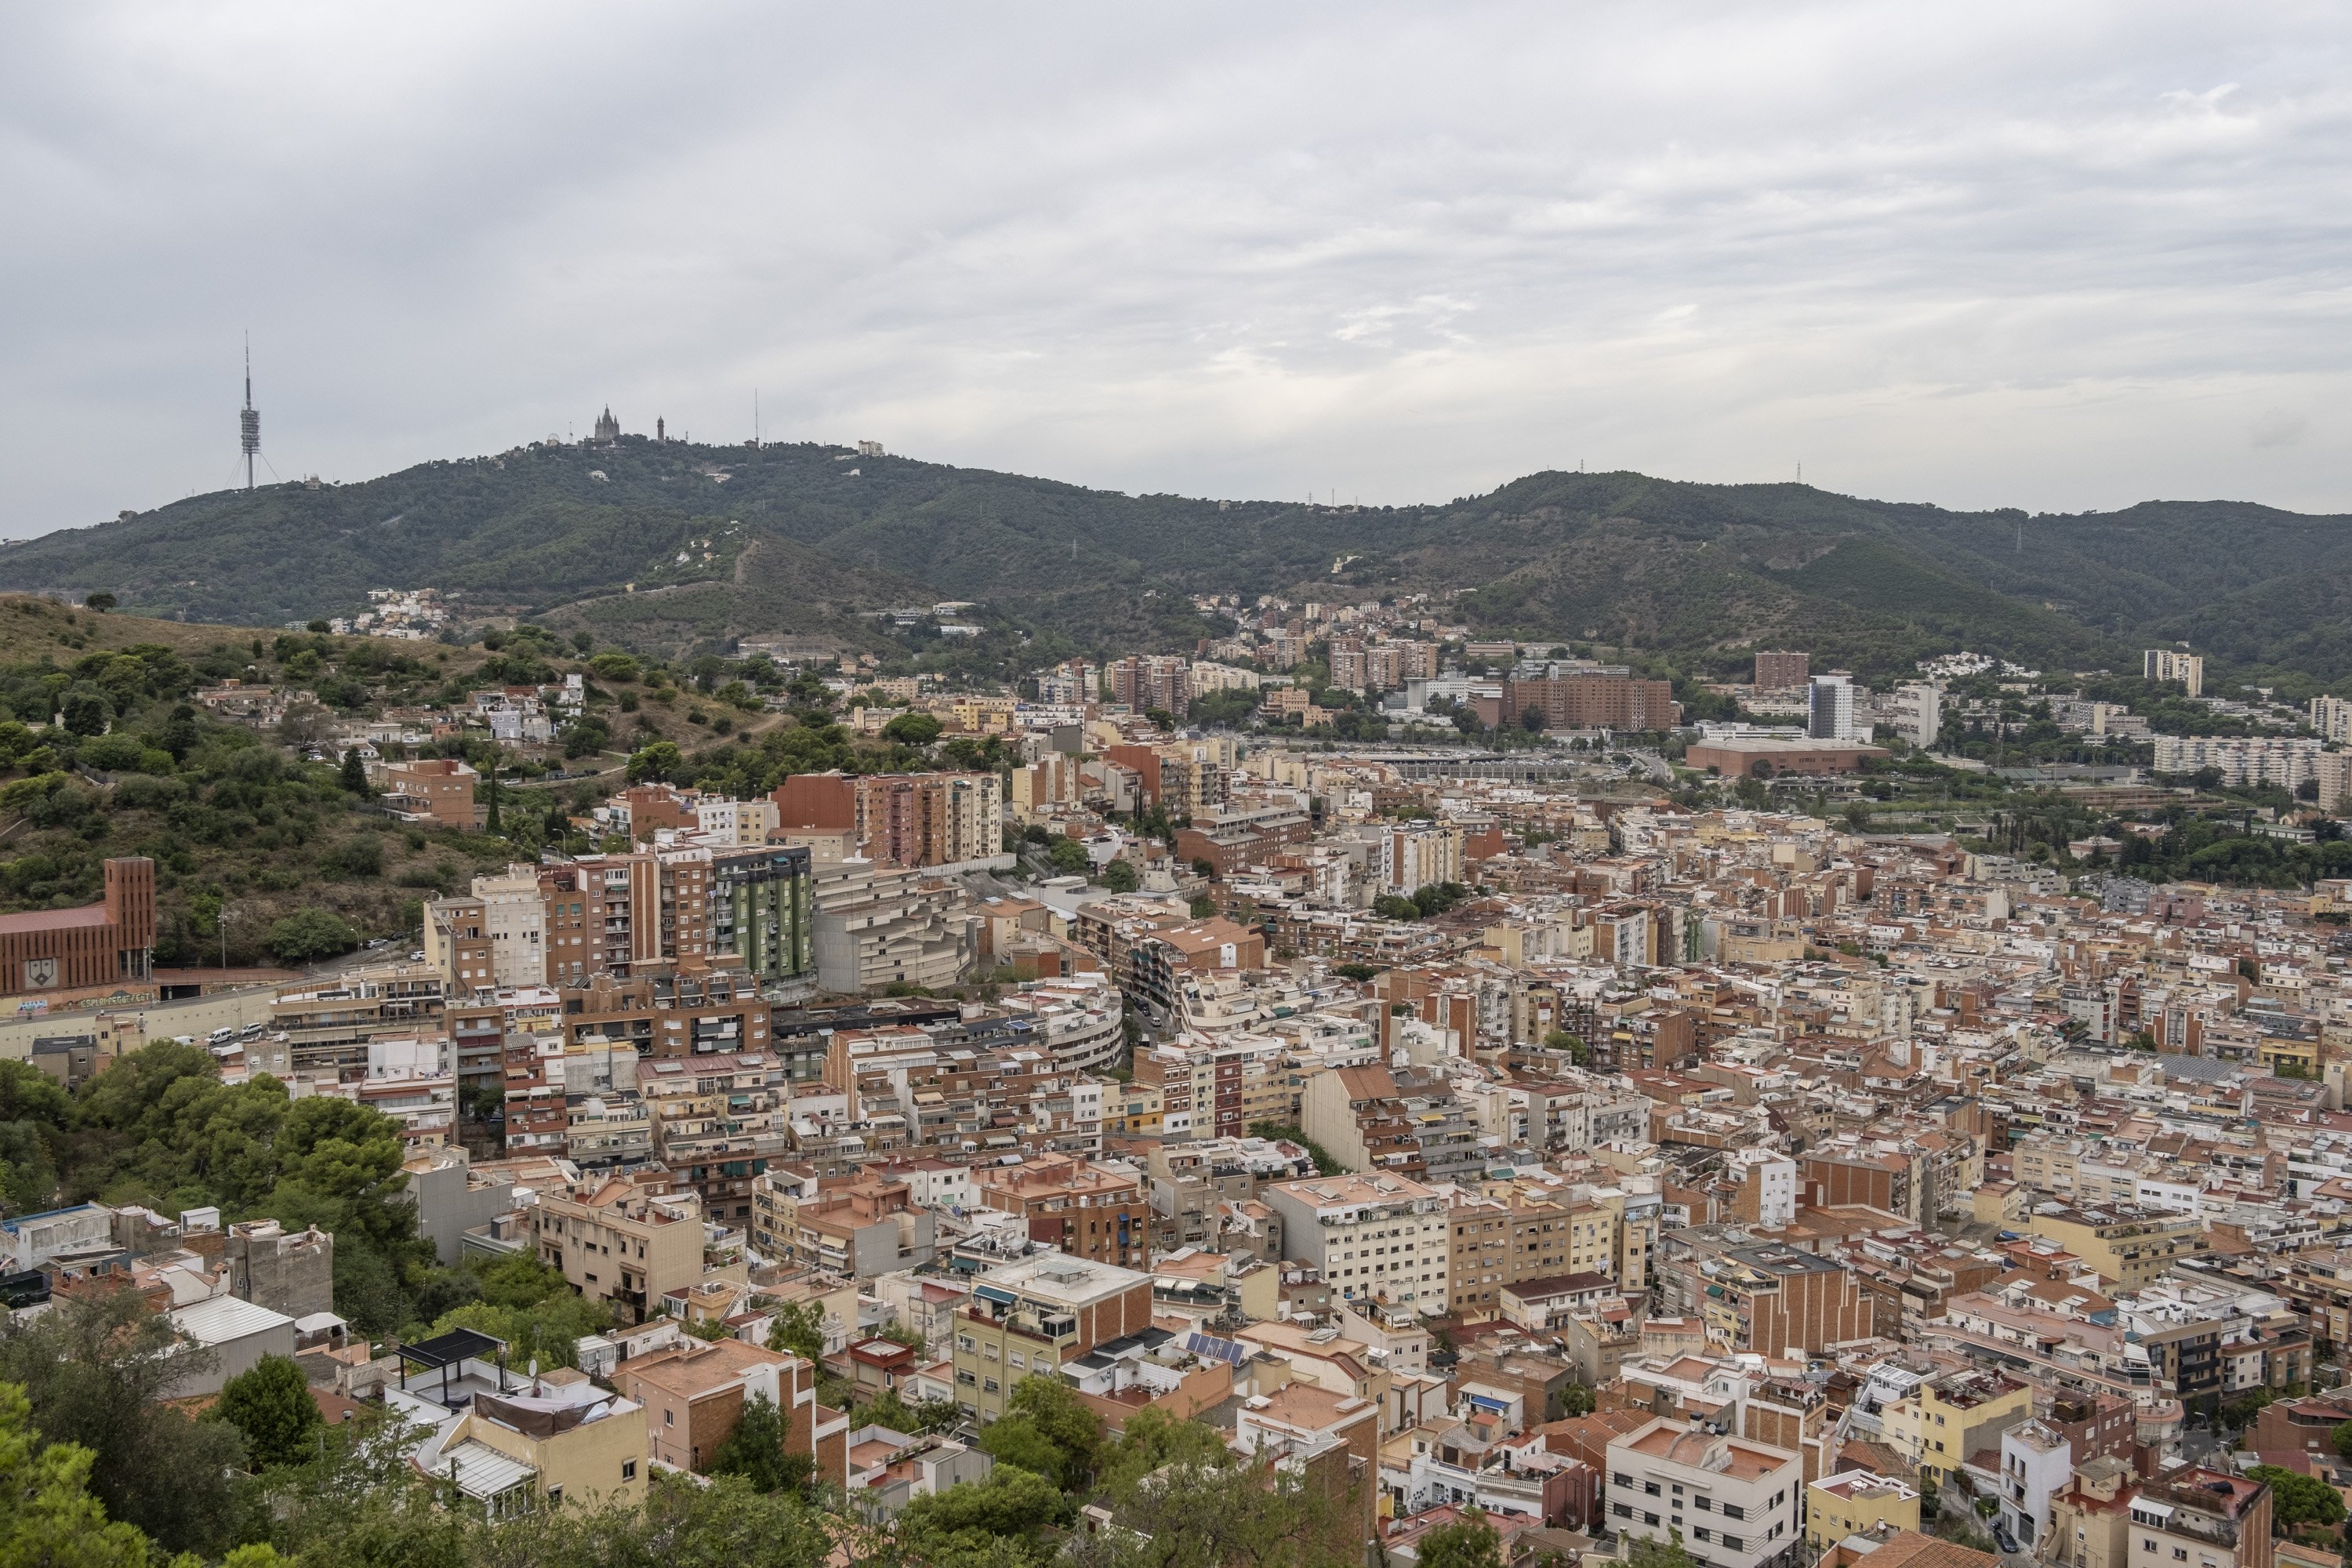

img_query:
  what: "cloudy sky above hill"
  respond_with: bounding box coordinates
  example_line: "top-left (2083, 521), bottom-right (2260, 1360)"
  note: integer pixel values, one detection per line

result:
top-left (5, 2), bottom-right (2348, 533)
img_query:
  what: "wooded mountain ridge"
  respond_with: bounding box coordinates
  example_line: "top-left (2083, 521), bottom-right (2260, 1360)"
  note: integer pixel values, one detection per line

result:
top-left (6, 440), bottom-right (2344, 684)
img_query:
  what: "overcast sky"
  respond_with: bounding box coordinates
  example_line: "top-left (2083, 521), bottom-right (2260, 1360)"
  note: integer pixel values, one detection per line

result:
top-left (5, 2), bottom-right (2349, 536)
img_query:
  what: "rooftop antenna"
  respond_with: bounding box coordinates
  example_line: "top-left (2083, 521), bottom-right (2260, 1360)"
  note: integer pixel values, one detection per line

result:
top-left (239, 335), bottom-right (260, 492)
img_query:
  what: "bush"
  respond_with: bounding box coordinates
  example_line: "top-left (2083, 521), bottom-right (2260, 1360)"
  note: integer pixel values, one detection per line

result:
top-left (332, 837), bottom-right (384, 879)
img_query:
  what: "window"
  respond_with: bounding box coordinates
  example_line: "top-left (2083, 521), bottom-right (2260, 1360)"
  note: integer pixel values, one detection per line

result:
top-left (1613, 1504), bottom-right (1633, 1520)
top-left (1614, 1473), bottom-right (1634, 1488)
top-left (1694, 1497), bottom-right (1712, 1512)
top-left (983, 1377), bottom-right (1000, 1393)
top-left (1722, 1504), bottom-right (1744, 1521)
top-left (2172, 1553), bottom-right (2187, 1563)
top-left (1721, 1537), bottom-right (1742, 1552)
top-left (1646, 1483), bottom-right (1662, 1497)
top-left (621, 1461), bottom-right (637, 1482)
top-left (663, 1410), bottom-right (673, 1426)
top-left (1693, 1529), bottom-right (1712, 1543)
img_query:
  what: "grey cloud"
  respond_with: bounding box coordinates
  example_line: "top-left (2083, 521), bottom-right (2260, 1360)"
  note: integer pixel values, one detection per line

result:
top-left (4, 0), bottom-right (2351, 537)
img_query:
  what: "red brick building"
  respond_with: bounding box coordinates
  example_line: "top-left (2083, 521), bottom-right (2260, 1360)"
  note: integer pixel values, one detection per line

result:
top-left (0, 858), bottom-right (154, 996)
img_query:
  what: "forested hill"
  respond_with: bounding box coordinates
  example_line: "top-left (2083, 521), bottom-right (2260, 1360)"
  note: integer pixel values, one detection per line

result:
top-left (8, 437), bottom-right (2351, 684)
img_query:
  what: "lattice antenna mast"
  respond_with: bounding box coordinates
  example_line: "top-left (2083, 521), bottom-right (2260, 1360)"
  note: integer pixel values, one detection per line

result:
top-left (239, 335), bottom-right (260, 492)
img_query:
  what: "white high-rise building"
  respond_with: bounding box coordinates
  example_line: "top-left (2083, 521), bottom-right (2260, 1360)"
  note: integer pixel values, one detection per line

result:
top-left (2144, 648), bottom-right (2204, 696)
top-left (2311, 695), bottom-right (2352, 744)
top-left (1808, 673), bottom-right (1860, 742)
top-left (1889, 682), bottom-right (1942, 747)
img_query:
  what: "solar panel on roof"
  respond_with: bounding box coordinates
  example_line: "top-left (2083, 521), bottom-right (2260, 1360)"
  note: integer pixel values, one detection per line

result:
top-left (1185, 1333), bottom-right (1248, 1367)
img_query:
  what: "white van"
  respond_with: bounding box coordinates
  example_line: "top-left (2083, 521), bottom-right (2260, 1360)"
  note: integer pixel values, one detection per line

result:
top-left (207, 1026), bottom-right (236, 1046)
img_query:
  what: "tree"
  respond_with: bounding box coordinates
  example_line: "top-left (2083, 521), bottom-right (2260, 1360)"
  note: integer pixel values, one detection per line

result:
top-left (1419, 1508), bottom-right (1504, 1568)
top-left (1521, 706), bottom-right (1546, 733)
top-left (265, 907), bottom-right (358, 963)
top-left (1543, 1029), bottom-right (1592, 1067)
top-left (628, 740), bottom-right (683, 783)
top-left (2251, 1466), bottom-right (2344, 1532)
top-left (1097, 858), bottom-right (1139, 893)
top-left (1047, 837), bottom-right (1090, 876)
top-left (82, 593), bottom-right (117, 612)
top-left (339, 747), bottom-right (371, 796)
top-left (2336, 1419), bottom-right (2352, 1463)
top-left (0, 1286), bottom-right (248, 1555)
top-left (1098, 1408), bottom-right (1229, 1501)
top-left (881, 713), bottom-right (943, 746)
top-left (709, 1392), bottom-right (813, 1493)
top-left (896, 1465), bottom-right (1068, 1566)
top-left (589, 652), bottom-right (641, 682)
top-left (983, 1374), bottom-right (1103, 1493)
top-left (0, 1380), bottom-right (149, 1568)
top-left (1103, 1452), bottom-right (1354, 1568)
top-left (209, 1353), bottom-right (323, 1471)
top-left (58, 688), bottom-right (112, 737)
top-left (767, 1301), bottom-right (824, 1363)
top-left (1372, 894), bottom-right (1420, 920)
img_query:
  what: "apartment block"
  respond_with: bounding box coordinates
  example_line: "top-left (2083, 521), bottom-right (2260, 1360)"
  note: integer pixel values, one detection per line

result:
top-left (2151, 735), bottom-right (2321, 790)
top-left (1605, 1418), bottom-right (1802, 1568)
top-left (2129, 1471), bottom-right (2272, 1568)
top-left (750, 1167), bottom-right (937, 1277)
top-left (564, 970), bottom-right (772, 1062)
top-left (530, 1174), bottom-right (705, 1323)
top-left (380, 757), bottom-right (481, 831)
top-left (641, 1051), bottom-right (789, 1225)
top-left (612, 1338), bottom-right (846, 1486)
top-left (1495, 673), bottom-right (1679, 731)
top-left (973, 1151), bottom-right (1146, 1270)
top-left (810, 862), bottom-right (975, 996)
top-left (772, 771), bottom-right (1002, 869)
top-left (1261, 1171), bottom-right (1450, 1313)
top-left (2144, 648), bottom-right (2205, 696)
top-left (1377, 823), bottom-right (1464, 895)
top-left (949, 1253), bottom-right (1154, 1422)
top-left (2027, 1205), bottom-right (2203, 1291)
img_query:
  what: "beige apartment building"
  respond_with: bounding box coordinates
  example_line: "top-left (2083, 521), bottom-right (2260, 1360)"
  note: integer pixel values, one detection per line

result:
top-left (1446, 1186), bottom-right (1603, 1318)
top-left (2029, 1204), bottom-right (2204, 1291)
top-left (1261, 1171), bottom-right (1450, 1314)
top-left (530, 1175), bottom-right (705, 1323)
top-left (949, 1253), bottom-right (1154, 1423)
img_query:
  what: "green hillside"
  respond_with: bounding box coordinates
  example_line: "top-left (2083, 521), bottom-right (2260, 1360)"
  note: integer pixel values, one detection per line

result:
top-left (9, 438), bottom-right (2349, 685)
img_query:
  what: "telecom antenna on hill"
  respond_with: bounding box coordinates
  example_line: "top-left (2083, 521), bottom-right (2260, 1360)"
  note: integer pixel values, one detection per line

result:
top-left (239, 336), bottom-right (260, 492)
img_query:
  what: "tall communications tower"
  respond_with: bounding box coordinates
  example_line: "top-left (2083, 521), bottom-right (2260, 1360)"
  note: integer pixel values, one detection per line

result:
top-left (239, 338), bottom-right (260, 492)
